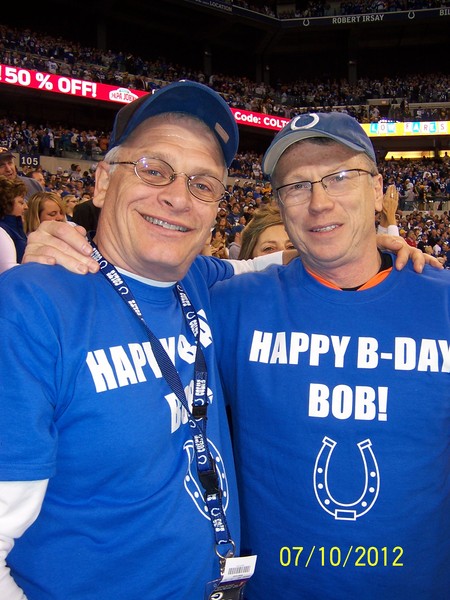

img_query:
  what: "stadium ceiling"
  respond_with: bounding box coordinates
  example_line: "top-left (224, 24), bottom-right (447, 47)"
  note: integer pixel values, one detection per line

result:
top-left (101, 0), bottom-right (449, 79)
top-left (4, 0), bottom-right (449, 80)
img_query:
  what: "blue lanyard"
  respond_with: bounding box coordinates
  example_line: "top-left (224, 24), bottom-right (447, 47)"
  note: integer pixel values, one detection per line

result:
top-left (90, 241), bottom-right (234, 553)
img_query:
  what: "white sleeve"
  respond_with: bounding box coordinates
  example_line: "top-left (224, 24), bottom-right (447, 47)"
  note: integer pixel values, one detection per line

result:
top-left (386, 224), bottom-right (400, 236)
top-left (0, 229), bottom-right (19, 274)
top-left (0, 480), bottom-right (49, 600)
top-left (377, 224), bottom-right (400, 236)
top-left (228, 251), bottom-right (284, 275)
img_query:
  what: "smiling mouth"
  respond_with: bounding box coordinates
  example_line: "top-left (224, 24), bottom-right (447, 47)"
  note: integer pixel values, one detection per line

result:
top-left (143, 215), bottom-right (189, 232)
top-left (311, 224), bottom-right (339, 233)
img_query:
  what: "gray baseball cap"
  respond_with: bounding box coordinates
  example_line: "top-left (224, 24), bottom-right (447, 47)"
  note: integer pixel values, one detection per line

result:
top-left (262, 112), bottom-right (376, 177)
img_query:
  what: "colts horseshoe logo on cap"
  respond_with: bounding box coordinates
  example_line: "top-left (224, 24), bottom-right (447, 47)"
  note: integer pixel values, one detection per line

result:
top-left (290, 113), bottom-right (320, 131)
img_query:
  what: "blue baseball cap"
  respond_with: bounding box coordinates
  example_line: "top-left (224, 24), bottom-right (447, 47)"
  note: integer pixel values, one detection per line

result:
top-left (109, 80), bottom-right (239, 167)
top-left (262, 112), bottom-right (376, 177)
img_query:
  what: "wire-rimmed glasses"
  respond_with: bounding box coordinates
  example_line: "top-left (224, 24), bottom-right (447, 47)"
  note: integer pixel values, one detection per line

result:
top-left (276, 169), bottom-right (377, 207)
top-left (108, 157), bottom-right (228, 203)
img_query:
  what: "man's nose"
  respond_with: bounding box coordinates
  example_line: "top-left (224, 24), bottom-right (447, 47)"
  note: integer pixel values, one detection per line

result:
top-left (308, 180), bottom-right (334, 211)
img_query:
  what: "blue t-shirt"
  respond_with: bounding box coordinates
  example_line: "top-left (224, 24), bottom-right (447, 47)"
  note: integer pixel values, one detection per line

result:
top-left (211, 257), bottom-right (450, 600)
top-left (0, 256), bottom-right (238, 599)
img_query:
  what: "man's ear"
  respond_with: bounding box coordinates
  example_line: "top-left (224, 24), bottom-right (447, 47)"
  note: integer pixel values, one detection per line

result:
top-left (373, 173), bottom-right (384, 213)
top-left (93, 161), bottom-right (110, 208)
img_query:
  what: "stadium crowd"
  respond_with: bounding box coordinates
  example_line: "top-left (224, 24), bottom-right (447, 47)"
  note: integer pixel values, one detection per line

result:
top-left (1, 22), bottom-right (449, 122)
top-left (1, 135), bottom-right (448, 265)
top-left (0, 17), bottom-right (449, 265)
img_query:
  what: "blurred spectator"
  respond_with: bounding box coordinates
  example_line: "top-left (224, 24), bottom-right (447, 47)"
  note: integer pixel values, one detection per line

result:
top-left (63, 194), bottom-right (79, 222)
top-left (399, 178), bottom-right (416, 210)
top-left (72, 197), bottom-right (101, 233)
top-left (30, 169), bottom-right (48, 190)
top-left (0, 147), bottom-right (43, 200)
top-left (0, 175), bottom-right (27, 269)
top-left (209, 228), bottom-right (229, 259)
top-left (405, 229), bottom-right (417, 247)
top-left (228, 224), bottom-right (245, 259)
top-left (24, 191), bottom-right (67, 234)
top-left (239, 203), bottom-right (295, 259)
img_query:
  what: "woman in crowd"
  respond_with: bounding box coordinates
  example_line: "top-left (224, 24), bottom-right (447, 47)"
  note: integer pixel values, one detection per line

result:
top-left (0, 175), bottom-right (27, 272)
top-left (405, 229), bottom-right (418, 248)
top-left (238, 203), bottom-right (295, 259)
top-left (24, 191), bottom-right (67, 234)
top-left (210, 228), bottom-right (229, 259)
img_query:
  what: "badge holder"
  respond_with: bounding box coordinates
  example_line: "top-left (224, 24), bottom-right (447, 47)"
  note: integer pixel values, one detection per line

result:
top-left (205, 545), bottom-right (257, 600)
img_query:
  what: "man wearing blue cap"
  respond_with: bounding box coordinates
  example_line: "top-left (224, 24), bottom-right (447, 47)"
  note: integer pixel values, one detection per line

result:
top-left (0, 80), bottom-right (272, 600)
top-left (210, 112), bottom-right (449, 599)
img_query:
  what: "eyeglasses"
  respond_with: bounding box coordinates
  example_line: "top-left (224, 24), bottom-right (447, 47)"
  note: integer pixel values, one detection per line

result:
top-left (108, 157), bottom-right (227, 204)
top-left (276, 169), bottom-right (377, 207)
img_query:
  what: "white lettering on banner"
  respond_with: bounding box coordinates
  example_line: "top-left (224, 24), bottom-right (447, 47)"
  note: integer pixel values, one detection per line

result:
top-left (1, 66), bottom-right (32, 86)
top-left (263, 116), bottom-right (290, 129)
top-left (109, 88), bottom-right (139, 103)
top-left (439, 8), bottom-right (450, 15)
top-left (57, 77), bottom-right (97, 97)
top-left (0, 66), bottom-right (98, 98)
top-left (249, 331), bottom-right (450, 372)
top-left (233, 111), bottom-right (261, 125)
top-left (362, 13), bottom-right (384, 22)
top-left (308, 384), bottom-right (388, 421)
top-left (332, 14), bottom-right (384, 24)
top-left (331, 13), bottom-right (384, 25)
top-left (332, 16), bottom-right (361, 23)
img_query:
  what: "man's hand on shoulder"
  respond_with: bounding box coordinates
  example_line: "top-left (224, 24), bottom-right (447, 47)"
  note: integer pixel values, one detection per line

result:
top-left (22, 221), bottom-right (99, 274)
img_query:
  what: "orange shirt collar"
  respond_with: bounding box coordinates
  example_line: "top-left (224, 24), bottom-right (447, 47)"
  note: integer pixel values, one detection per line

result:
top-left (304, 266), bottom-right (392, 291)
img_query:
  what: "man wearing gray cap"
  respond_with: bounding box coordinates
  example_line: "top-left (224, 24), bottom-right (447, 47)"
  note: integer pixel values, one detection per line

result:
top-left (210, 112), bottom-right (449, 599)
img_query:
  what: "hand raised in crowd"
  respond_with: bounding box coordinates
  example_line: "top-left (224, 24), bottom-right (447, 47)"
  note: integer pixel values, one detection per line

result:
top-left (379, 184), bottom-right (399, 229)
